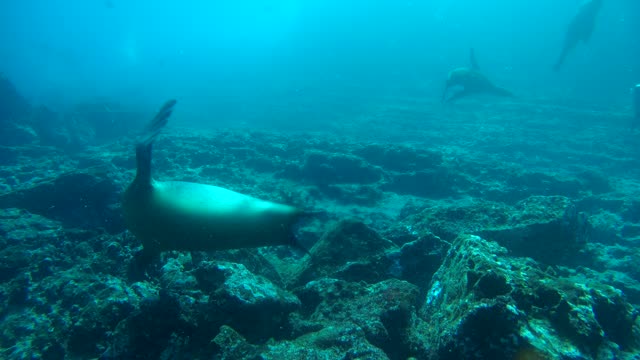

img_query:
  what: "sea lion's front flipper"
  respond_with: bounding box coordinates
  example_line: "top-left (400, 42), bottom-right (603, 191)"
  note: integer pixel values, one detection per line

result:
top-left (469, 48), bottom-right (480, 71)
top-left (444, 89), bottom-right (470, 103)
top-left (489, 85), bottom-right (515, 98)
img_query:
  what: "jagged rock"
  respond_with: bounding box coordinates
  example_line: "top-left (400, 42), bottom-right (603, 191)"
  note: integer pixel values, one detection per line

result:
top-left (506, 171), bottom-right (582, 200)
top-left (416, 234), bottom-right (640, 360)
top-left (317, 183), bottom-right (383, 205)
top-left (0, 74), bottom-right (30, 124)
top-left (403, 196), bottom-right (589, 265)
top-left (298, 151), bottom-right (383, 185)
top-left (479, 195), bottom-right (589, 265)
top-left (67, 276), bottom-right (142, 355)
top-left (212, 325), bottom-right (260, 359)
top-left (193, 248), bottom-right (286, 287)
top-left (289, 219), bottom-right (398, 286)
top-left (294, 278), bottom-right (419, 359)
top-left (384, 232), bottom-right (449, 291)
top-left (355, 144), bottom-right (443, 172)
top-left (0, 169), bottom-right (123, 233)
top-left (0, 123), bottom-right (38, 145)
top-left (195, 261), bottom-right (301, 342)
top-left (382, 168), bottom-right (469, 198)
top-left (0, 209), bottom-right (65, 284)
top-left (213, 323), bottom-right (390, 360)
top-left (401, 199), bottom-right (512, 241)
top-left (29, 106), bottom-right (60, 139)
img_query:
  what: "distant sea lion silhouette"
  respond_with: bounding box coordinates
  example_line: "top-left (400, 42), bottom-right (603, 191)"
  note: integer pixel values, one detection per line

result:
top-left (553, 0), bottom-right (603, 72)
top-left (122, 100), bottom-right (303, 255)
top-left (442, 49), bottom-right (514, 103)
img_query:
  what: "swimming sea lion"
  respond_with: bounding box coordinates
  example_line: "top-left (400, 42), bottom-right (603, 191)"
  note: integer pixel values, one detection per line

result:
top-left (553, 0), bottom-right (603, 72)
top-left (442, 49), bottom-right (514, 103)
top-left (122, 100), bottom-right (303, 254)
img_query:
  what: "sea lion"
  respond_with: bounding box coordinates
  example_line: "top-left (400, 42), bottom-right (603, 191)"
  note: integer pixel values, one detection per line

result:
top-left (122, 100), bottom-right (303, 254)
top-left (553, 0), bottom-right (603, 72)
top-left (442, 49), bottom-right (514, 103)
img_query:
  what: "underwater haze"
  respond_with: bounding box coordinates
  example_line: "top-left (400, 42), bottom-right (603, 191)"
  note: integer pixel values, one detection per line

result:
top-left (1, 0), bottom-right (639, 128)
top-left (4, 1), bottom-right (640, 359)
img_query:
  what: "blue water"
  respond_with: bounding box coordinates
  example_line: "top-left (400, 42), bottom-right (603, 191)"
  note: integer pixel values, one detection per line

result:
top-left (3, 2), bottom-right (640, 359)
top-left (1, 0), bottom-right (638, 128)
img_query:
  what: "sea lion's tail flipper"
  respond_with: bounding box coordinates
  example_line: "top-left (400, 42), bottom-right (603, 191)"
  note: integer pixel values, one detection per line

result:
top-left (134, 99), bottom-right (177, 185)
top-left (139, 99), bottom-right (177, 147)
top-left (469, 48), bottom-right (479, 70)
top-left (444, 89), bottom-right (469, 103)
top-left (491, 85), bottom-right (515, 98)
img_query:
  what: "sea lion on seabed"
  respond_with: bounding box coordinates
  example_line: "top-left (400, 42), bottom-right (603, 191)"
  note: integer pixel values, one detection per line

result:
top-left (122, 100), bottom-right (304, 259)
top-left (553, 0), bottom-right (603, 72)
top-left (442, 49), bottom-right (514, 103)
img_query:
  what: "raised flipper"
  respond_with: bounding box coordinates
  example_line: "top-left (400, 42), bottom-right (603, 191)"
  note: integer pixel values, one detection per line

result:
top-left (134, 99), bottom-right (177, 187)
top-left (139, 99), bottom-right (177, 147)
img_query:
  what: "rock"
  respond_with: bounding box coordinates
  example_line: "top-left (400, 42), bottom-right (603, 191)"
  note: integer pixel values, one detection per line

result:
top-left (67, 276), bottom-right (140, 355)
top-left (195, 261), bottom-right (301, 342)
top-left (212, 325), bottom-right (260, 359)
top-left (355, 144), bottom-right (443, 172)
top-left (0, 74), bottom-right (30, 125)
top-left (294, 278), bottom-right (419, 359)
top-left (317, 183), bottom-right (383, 206)
top-left (403, 196), bottom-right (590, 266)
top-left (416, 234), bottom-right (640, 359)
top-left (479, 195), bottom-right (589, 265)
top-left (213, 323), bottom-right (390, 360)
top-left (0, 209), bottom-right (66, 285)
top-left (299, 151), bottom-right (382, 185)
top-left (401, 199), bottom-right (512, 241)
top-left (504, 171), bottom-right (582, 201)
top-left (382, 168), bottom-right (469, 198)
top-left (384, 233), bottom-right (449, 290)
top-left (0, 169), bottom-right (123, 234)
top-left (289, 219), bottom-right (398, 286)
top-left (0, 123), bottom-right (38, 145)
